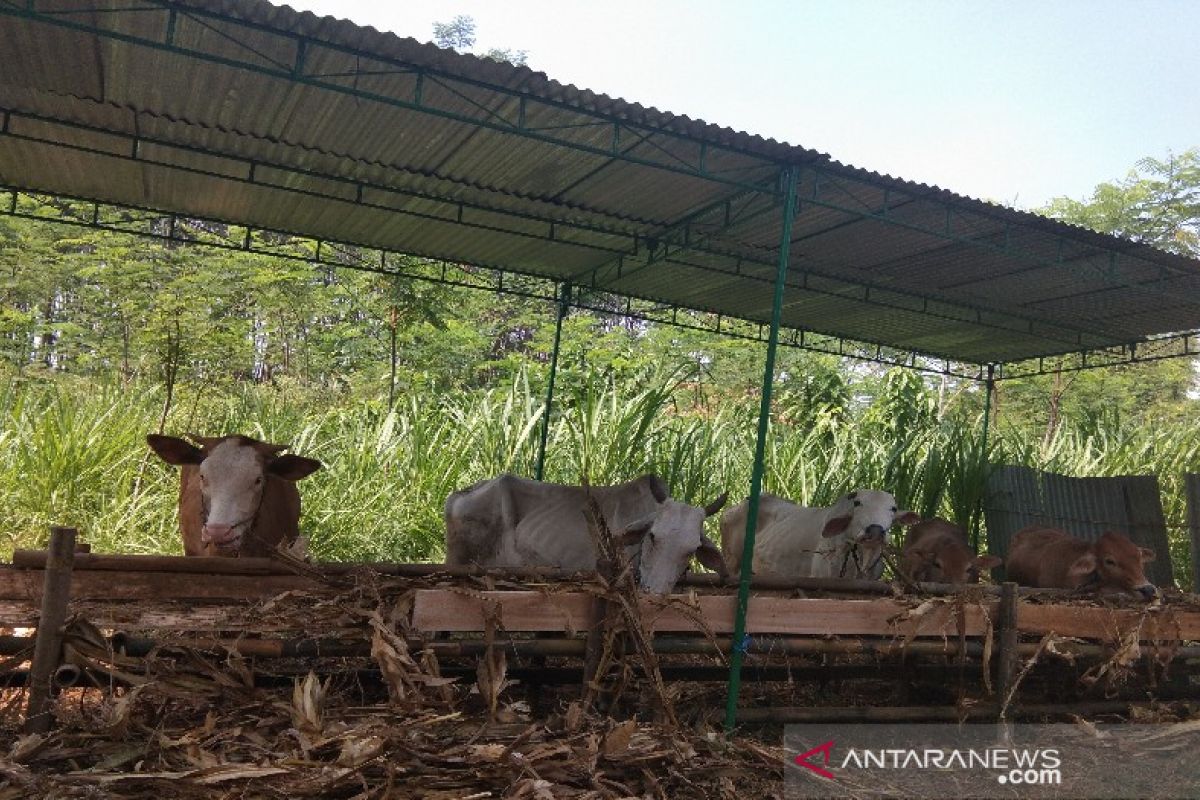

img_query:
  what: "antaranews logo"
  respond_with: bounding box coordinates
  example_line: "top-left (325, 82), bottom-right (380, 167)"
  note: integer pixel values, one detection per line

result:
top-left (791, 739), bottom-right (1062, 787)
top-left (793, 740), bottom-right (836, 780)
top-left (785, 722), bottom-right (1200, 800)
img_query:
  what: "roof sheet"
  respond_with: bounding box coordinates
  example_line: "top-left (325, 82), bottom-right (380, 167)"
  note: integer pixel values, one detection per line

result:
top-left (2, 0), bottom-right (1199, 366)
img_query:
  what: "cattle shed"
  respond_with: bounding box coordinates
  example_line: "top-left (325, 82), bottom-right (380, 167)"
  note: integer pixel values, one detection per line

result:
top-left (4, 0), bottom-right (1200, 733)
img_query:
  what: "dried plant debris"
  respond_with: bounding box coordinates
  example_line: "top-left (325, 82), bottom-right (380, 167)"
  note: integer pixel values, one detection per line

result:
top-left (3, 564), bottom-right (1197, 799)
top-left (0, 579), bottom-right (784, 799)
top-left (0, 677), bottom-right (783, 799)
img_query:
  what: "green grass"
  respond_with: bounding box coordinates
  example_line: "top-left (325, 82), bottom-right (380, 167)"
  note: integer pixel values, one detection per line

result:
top-left (0, 369), bottom-right (1195, 588)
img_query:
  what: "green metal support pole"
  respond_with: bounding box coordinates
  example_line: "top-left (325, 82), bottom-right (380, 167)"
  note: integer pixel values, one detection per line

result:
top-left (535, 283), bottom-right (571, 481)
top-left (724, 165), bottom-right (800, 733)
top-left (973, 363), bottom-right (996, 552)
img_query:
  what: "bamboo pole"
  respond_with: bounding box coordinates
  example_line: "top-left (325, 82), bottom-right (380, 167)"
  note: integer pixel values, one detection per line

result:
top-left (733, 699), bottom-right (1184, 725)
top-left (9, 549), bottom-right (1081, 597)
top-left (23, 526), bottom-right (77, 734)
top-left (10, 631), bottom-right (1196, 662)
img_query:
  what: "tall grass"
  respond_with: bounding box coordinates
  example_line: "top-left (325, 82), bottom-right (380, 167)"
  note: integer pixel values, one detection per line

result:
top-left (0, 370), bottom-right (1195, 587)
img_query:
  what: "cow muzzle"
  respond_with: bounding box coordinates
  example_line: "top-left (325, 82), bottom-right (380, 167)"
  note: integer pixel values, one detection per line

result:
top-left (1135, 583), bottom-right (1158, 601)
top-left (857, 524), bottom-right (887, 543)
top-left (201, 524), bottom-right (242, 547)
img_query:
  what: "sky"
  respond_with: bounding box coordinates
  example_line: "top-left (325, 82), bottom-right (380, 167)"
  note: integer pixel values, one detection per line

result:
top-left (279, 0), bottom-right (1200, 210)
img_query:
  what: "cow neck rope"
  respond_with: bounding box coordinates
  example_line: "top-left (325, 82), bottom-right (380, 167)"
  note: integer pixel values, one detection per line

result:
top-left (839, 540), bottom-right (883, 580)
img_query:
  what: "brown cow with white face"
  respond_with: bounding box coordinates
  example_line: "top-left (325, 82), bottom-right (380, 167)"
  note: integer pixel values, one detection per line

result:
top-left (147, 434), bottom-right (322, 557)
top-left (1005, 526), bottom-right (1157, 599)
top-left (900, 517), bottom-right (1001, 584)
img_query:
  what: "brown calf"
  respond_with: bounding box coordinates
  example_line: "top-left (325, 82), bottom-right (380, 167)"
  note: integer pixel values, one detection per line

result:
top-left (147, 434), bottom-right (322, 557)
top-left (1005, 526), bottom-right (1157, 599)
top-left (900, 517), bottom-right (1002, 584)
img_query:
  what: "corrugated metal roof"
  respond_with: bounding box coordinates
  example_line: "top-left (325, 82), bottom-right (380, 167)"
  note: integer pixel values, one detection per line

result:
top-left (2, 0), bottom-right (1200, 366)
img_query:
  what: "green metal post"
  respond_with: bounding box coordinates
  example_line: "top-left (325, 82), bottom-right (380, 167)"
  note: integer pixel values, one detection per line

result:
top-left (973, 363), bottom-right (996, 551)
top-left (535, 283), bottom-right (571, 481)
top-left (724, 165), bottom-right (800, 732)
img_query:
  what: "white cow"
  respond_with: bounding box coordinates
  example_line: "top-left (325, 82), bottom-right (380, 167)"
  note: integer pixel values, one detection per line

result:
top-left (720, 490), bottom-right (920, 580)
top-left (444, 473), bottom-right (727, 593)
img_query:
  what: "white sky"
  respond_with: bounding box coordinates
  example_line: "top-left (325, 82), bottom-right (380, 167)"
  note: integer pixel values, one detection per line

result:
top-left (281, 0), bottom-right (1200, 210)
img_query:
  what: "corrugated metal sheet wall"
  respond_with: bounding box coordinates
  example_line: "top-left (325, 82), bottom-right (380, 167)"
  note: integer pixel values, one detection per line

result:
top-left (983, 466), bottom-right (1175, 587)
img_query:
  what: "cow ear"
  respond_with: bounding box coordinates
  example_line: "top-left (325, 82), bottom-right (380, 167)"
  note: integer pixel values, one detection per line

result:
top-left (1139, 547), bottom-right (1157, 563)
top-left (147, 434), bottom-right (204, 466)
top-left (703, 492), bottom-right (728, 517)
top-left (1068, 552), bottom-right (1097, 579)
top-left (895, 511), bottom-right (921, 527)
top-left (974, 554), bottom-right (1003, 571)
top-left (821, 515), bottom-right (852, 538)
top-left (268, 455), bottom-right (323, 481)
top-left (618, 516), bottom-right (654, 546)
top-left (694, 537), bottom-right (728, 579)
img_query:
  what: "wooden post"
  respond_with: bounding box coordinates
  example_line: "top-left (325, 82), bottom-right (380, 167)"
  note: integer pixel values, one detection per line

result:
top-left (995, 581), bottom-right (1019, 719)
top-left (581, 558), bottom-right (613, 704)
top-left (23, 526), bottom-right (77, 734)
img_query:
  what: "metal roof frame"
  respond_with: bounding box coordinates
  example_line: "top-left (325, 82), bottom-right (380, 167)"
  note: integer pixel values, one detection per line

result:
top-left (0, 187), bottom-right (986, 379)
top-left (5, 0), bottom-right (1200, 732)
top-left (3, 0), bottom-right (1200, 370)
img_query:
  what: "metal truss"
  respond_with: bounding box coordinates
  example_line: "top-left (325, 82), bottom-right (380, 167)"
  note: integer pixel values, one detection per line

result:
top-left (994, 331), bottom-right (1200, 380)
top-left (0, 3), bottom-right (1159, 359)
top-left (803, 165), bottom-right (1193, 323)
top-left (0, 108), bottom-right (1095, 360)
top-left (0, 187), bottom-right (985, 379)
top-left (0, 0), bottom-right (782, 195)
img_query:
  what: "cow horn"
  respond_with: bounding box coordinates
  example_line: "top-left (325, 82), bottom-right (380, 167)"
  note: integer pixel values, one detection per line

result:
top-left (647, 475), bottom-right (669, 504)
top-left (703, 492), bottom-right (728, 517)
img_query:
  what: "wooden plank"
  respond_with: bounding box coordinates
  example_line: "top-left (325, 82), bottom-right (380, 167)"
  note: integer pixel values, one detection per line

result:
top-left (410, 590), bottom-right (993, 637)
top-left (1016, 604), bottom-right (1200, 642)
top-left (0, 567), bottom-right (320, 602)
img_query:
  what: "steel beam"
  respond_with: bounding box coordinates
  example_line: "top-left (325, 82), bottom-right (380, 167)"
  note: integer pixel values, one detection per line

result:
top-left (0, 115), bottom-right (1088, 362)
top-left (0, 188), bottom-right (984, 378)
top-left (535, 283), bottom-right (571, 481)
top-left (725, 165), bottom-right (799, 733)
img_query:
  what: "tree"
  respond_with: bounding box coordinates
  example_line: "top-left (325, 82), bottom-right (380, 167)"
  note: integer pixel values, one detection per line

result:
top-left (996, 149), bottom-right (1200, 440)
top-left (1042, 148), bottom-right (1199, 257)
top-left (432, 15), bottom-right (528, 67)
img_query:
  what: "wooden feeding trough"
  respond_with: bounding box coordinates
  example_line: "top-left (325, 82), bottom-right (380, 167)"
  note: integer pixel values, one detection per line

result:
top-left (4, 529), bottom-right (1200, 731)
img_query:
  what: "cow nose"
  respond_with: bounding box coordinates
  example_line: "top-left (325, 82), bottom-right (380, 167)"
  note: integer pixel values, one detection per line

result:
top-left (202, 524), bottom-right (234, 544)
top-left (860, 524), bottom-right (886, 542)
top-left (1136, 584), bottom-right (1158, 600)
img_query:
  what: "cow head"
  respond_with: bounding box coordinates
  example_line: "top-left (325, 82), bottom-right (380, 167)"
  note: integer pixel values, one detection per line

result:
top-left (822, 489), bottom-right (921, 579)
top-left (1069, 531), bottom-right (1157, 599)
top-left (147, 434), bottom-right (322, 554)
top-left (902, 536), bottom-right (1002, 584)
top-left (618, 492), bottom-right (728, 593)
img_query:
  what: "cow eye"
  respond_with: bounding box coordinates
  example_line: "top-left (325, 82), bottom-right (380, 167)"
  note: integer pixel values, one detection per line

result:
top-left (1104, 557), bottom-right (1117, 567)
top-left (255, 476), bottom-right (263, 484)
top-left (890, 506), bottom-right (897, 513)
top-left (852, 500), bottom-right (862, 507)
